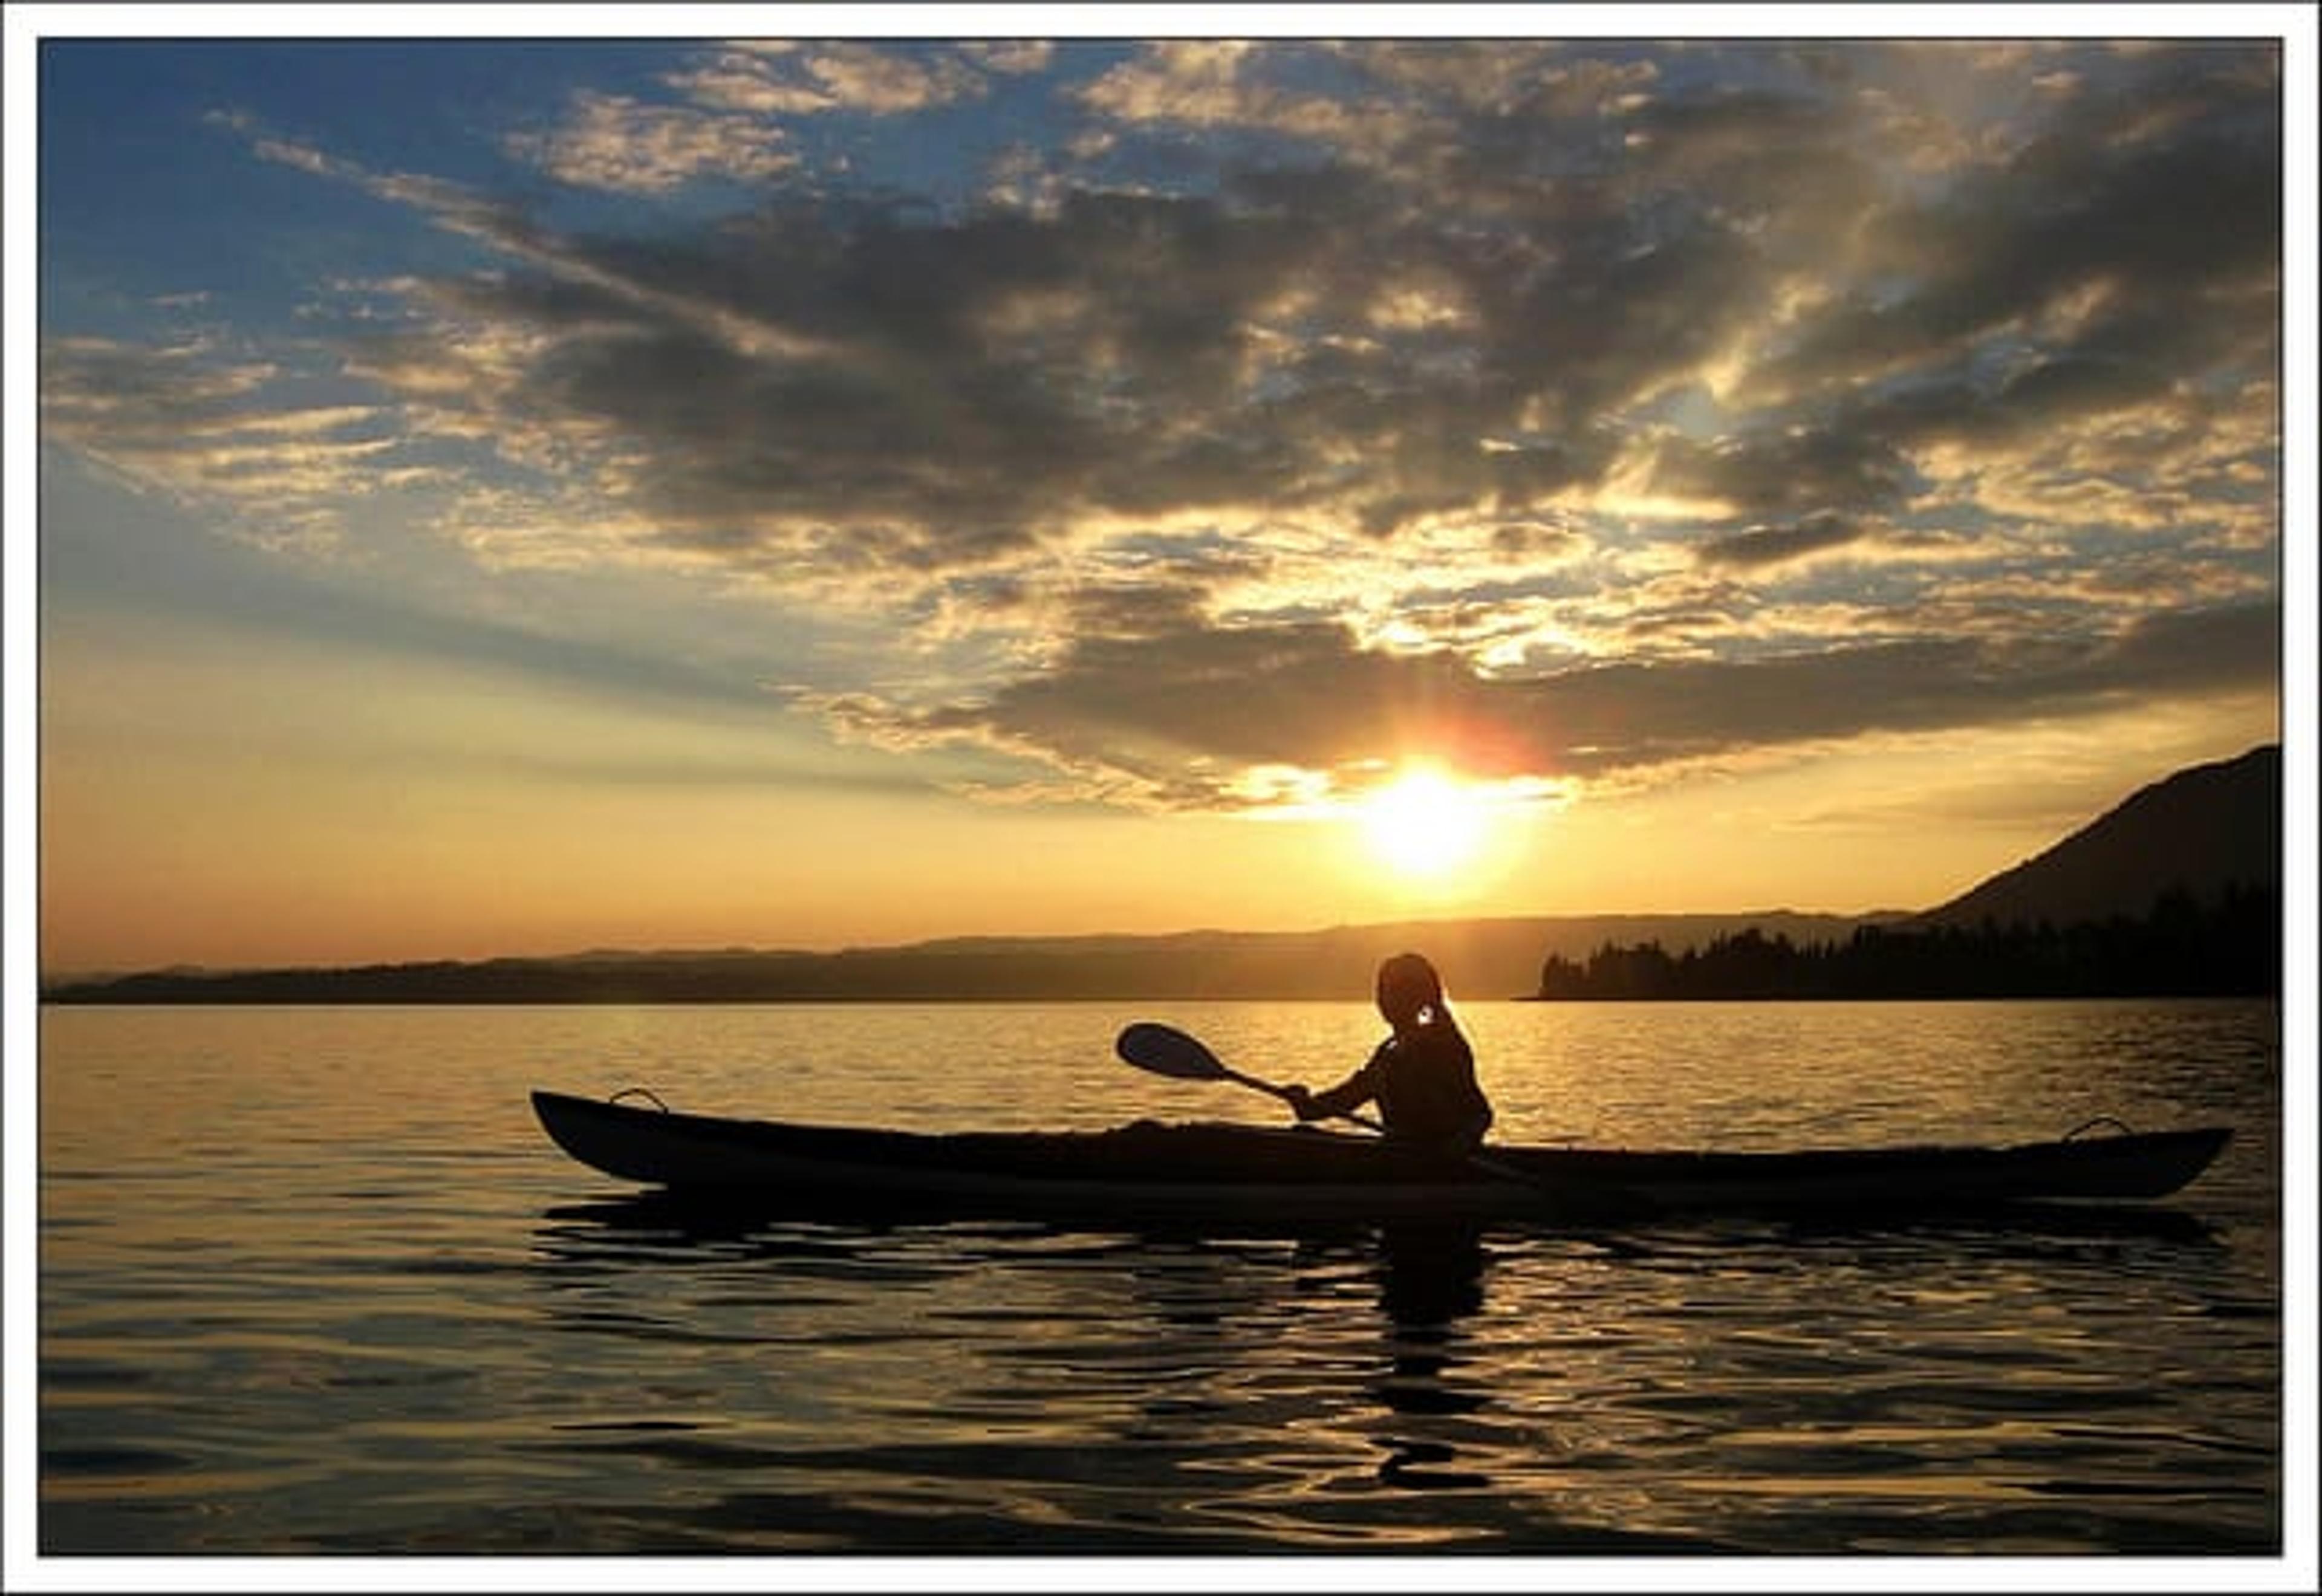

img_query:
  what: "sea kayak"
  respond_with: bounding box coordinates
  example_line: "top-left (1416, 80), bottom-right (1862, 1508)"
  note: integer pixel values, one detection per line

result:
top-left (530, 1089), bottom-right (2231, 1224)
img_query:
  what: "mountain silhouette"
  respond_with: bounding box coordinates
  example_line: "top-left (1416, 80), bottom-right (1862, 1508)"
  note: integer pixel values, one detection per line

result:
top-left (1919, 744), bottom-right (2281, 930)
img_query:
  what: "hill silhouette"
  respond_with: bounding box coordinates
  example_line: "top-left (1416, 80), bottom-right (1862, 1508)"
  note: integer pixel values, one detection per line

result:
top-left (1919, 744), bottom-right (2280, 929)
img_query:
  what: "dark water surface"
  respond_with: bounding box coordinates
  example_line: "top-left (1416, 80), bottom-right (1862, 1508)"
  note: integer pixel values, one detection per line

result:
top-left (36, 999), bottom-right (2286, 1564)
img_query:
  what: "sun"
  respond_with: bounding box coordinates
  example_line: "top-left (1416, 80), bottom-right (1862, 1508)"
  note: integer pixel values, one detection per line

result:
top-left (1358, 765), bottom-right (1493, 880)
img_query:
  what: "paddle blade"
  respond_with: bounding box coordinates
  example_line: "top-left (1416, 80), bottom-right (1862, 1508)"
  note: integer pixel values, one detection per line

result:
top-left (1114, 1021), bottom-right (1230, 1082)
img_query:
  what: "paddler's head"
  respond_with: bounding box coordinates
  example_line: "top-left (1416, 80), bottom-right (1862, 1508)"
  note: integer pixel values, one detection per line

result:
top-left (1376, 952), bottom-right (1444, 1031)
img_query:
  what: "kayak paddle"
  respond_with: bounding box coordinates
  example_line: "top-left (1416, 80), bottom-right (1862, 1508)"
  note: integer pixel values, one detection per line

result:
top-left (1114, 1021), bottom-right (1388, 1133)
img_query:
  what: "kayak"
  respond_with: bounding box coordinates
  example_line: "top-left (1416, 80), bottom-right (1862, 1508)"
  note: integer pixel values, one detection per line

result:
top-left (530, 1089), bottom-right (2231, 1224)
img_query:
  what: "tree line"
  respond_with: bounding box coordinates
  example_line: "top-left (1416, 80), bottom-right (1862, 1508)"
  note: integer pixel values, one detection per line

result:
top-left (1532, 884), bottom-right (2281, 1001)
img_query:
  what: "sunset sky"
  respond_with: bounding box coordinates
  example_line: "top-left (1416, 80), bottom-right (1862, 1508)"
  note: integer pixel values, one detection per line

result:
top-left (13, 11), bottom-right (2312, 975)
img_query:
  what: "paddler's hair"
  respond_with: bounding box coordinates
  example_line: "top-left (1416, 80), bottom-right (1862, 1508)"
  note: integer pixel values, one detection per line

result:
top-left (1376, 952), bottom-right (1447, 1029)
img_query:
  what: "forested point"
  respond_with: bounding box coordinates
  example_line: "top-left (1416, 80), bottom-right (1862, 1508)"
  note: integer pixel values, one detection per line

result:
top-left (1532, 885), bottom-right (2281, 1001)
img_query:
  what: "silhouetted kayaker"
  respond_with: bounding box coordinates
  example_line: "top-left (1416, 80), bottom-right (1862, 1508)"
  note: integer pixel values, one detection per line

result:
top-left (1286, 953), bottom-right (1494, 1156)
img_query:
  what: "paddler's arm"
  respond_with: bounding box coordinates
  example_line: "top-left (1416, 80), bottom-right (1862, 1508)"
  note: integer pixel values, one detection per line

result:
top-left (1285, 1049), bottom-right (1385, 1123)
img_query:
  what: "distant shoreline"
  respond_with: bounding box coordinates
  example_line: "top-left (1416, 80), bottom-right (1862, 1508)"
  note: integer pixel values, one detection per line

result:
top-left (39, 910), bottom-right (1896, 1007)
top-left (38, 895), bottom-right (2281, 1007)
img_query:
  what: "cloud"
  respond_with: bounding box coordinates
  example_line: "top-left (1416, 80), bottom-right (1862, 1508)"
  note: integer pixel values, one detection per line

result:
top-left (506, 91), bottom-right (801, 193)
top-left (671, 42), bottom-right (989, 117)
top-left (496, 44), bottom-right (995, 199)
top-left (799, 595), bottom-right (2281, 810)
top-left (39, 336), bottom-right (419, 551)
top-left (1742, 50), bottom-right (2279, 410)
top-left (1075, 40), bottom-right (1384, 149)
top-left (960, 41), bottom-right (1055, 77)
top-left (1695, 515), bottom-right (1869, 570)
top-left (56, 41), bottom-right (2283, 812)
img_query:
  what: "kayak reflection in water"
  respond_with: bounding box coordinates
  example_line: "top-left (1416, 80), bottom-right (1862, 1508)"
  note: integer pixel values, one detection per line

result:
top-left (1287, 953), bottom-right (1495, 1158)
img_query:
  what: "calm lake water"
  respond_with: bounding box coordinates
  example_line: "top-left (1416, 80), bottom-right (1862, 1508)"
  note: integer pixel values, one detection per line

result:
top-left (35, 999), bottom-right (2287, 1565)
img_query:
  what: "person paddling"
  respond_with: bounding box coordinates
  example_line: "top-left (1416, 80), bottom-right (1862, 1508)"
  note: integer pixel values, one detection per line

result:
top-left (1286, 953), bottom-right (1494, 1158)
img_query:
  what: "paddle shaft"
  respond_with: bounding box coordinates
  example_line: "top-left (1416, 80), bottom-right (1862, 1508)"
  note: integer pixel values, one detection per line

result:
top-left (1229, 1066), bottom-right (1387, 1135)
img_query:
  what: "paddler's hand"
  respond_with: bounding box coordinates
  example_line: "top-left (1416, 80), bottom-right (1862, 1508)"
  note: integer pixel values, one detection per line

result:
top-left (1284, 1085), bottom-right (1322, 1121)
